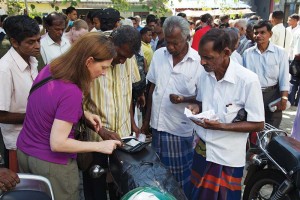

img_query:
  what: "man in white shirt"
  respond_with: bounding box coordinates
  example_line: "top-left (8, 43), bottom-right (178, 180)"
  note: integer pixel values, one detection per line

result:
top-left (40, 12), bottom-right (71, 64)
top-left (243, 20), bottom-right (289, 128)
top-left (286, 14), bottom-right (300, 106)
top-left (287, 14), bottom-right (300, 35)
top-left (185, 28), bottom-right (264, 200)
top-left (270, 11), bottom-right (292, 52)
top-left (0, 15), bottom-right (40, 172)
top-left (225, 27), bottom-right (243, 65)
top-left (142, 16), bottom-right (204, 191)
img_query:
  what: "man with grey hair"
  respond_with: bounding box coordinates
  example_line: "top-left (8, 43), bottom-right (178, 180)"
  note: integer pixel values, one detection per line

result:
top-left (141, 16), bottom-right (204, 191)
top-left (135, 15), bottom-right (143, 31)
top-left (234, 19), bottom-right (252, 55)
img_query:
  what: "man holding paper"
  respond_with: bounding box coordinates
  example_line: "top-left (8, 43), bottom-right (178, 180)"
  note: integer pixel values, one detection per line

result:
top-left (185, 28), bottom-right (264, 200)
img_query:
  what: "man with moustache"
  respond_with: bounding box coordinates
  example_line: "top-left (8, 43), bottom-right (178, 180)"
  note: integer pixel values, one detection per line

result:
top-left (186, 28), bottom-right (264, 200)
top-left (40, 12), bottom-right (71, 64)
top-left (0, 15), bottom-right (41, 172)
top-left (243, 20), bottom-right (289, 128)
top-left (142, 16), bottom-right (203, 191)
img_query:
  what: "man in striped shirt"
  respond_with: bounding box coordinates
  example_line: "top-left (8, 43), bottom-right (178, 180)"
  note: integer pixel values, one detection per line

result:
top-left (83, 25), bottom-right (142, 200)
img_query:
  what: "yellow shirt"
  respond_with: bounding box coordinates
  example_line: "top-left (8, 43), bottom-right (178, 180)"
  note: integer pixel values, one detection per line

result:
top-left (141, 41), bottom-right (153, 72)
top-left (86, 56), bottom-right (140, 140)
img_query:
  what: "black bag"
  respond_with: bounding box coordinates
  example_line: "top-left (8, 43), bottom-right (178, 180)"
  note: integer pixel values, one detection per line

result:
top-left (74, 116), bottom-right (93, 171)
top-left (289, 59), bottom-right (300, 77)
top-left (109, 147), bottom-right (187, 200)
top-left (132, 53), bottom-right (146, 100)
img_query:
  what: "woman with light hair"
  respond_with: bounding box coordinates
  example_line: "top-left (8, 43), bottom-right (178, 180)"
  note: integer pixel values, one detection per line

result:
top-left (64, 19), bottom-right (89, 44)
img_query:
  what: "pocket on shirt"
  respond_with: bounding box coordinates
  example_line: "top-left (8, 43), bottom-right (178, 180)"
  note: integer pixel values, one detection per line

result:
top-left (173, 73), bottom-right (196, 96)
top-left (224, 112), bottom-right (238, 123)
top-left (265, 64), bottom-right (279, 80)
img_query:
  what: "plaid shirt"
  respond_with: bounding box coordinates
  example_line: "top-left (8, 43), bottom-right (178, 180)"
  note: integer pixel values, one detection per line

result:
top-left (237, 35), bottom-right (252, 55)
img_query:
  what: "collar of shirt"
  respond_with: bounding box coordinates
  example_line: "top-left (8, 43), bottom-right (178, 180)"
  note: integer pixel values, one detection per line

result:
top-left (0, 27), bottom-right (5, 34)
top-left (8, 47), bottom-right (38, 72)
top-left (240, 34), bottom-right (246, 41)
top-left (46, 33), bottom-right (69, 46)
top-left (254, 42), bottom-right (276, 54)
top-left (207, 59), bottom-right (236, 84)
top-left (142, 41), bottom-right (151, 47)
top-left (163, 45), bottom-right (198, 63)
top-left (103, 30), bottom-right (113, 37)
top-left (273, 23), bottom-right (284, 29)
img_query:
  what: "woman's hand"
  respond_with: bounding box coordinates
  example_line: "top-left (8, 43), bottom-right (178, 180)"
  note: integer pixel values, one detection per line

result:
top-left (96, 140), bottom-right (122, 154)
top-left (84, 111), bottom-right (102, 132)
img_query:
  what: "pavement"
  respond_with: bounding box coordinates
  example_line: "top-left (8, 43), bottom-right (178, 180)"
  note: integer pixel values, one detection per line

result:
top-left (279, 105), bottom-right (298, 134)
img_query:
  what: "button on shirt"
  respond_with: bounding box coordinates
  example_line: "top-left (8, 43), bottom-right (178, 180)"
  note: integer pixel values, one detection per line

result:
top-left (40, 33), bottom-right (71, 64)
top-left (0, 47), bottom-right (38, 149)
top-left (146, 47), bottom-right (204, 137)
top-left (242, 42), bottom-right (289, 91)
top-left (196, 60), bottom-right (265, 167)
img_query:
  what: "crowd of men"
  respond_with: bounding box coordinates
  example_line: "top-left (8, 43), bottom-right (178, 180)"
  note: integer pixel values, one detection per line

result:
top-left (0, 6), bottom-right (300, 200)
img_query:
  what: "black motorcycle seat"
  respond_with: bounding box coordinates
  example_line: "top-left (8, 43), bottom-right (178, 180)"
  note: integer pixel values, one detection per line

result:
top-left (0, 190), bottom-right (51, 200)
top-left (267, 136), bottom-right (300, 173)
top-left (267, 136), bottom-right (300, 187)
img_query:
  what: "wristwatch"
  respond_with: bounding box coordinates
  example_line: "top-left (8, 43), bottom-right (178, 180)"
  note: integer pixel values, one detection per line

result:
top-left (281, 96), bottom-right (288, 100)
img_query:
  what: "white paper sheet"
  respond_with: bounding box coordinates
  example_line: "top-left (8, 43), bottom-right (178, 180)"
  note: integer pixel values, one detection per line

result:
top-left (184, 108), bottom-right (219, 122)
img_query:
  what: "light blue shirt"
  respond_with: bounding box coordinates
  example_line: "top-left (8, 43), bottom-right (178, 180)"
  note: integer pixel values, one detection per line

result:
top-left (242, 42), bottom-right (289, 91)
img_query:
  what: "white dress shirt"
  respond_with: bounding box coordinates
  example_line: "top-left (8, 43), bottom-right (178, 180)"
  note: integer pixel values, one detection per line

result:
top-left (0, 47), bottom-right (38, 149)
top-left (230, 50), bottom-right (243, 65)
top-left (146, 46), bottom-right (204, 137)
top-left (270, 23), bottom-right (292, 52)
top-left (196, 60), bottom-right (265, 167)
top-left (242, 42), bottom-right (289, 91)
top-left (40, 33), bottom-right (71, 64)
top-left (289, 27), bottom-right (300, 59)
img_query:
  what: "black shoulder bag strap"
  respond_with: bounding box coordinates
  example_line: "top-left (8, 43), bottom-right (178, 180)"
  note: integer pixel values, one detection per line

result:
top-left (29, 76), bottom-right (53, 97)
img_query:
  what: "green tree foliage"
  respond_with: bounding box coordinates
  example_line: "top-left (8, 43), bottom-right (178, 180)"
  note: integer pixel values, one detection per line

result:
top-left (111, 0), bottom-right (130, 11)
top-left (4, 0), bottom-right (24, 15)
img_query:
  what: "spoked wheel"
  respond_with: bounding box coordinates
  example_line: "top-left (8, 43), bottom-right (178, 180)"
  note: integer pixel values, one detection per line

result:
top-left (243, 169), bottom-right (298, 200)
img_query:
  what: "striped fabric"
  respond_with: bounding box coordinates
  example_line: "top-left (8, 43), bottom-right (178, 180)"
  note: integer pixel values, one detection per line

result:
top-left (151, 129), bottom-right (194, 189)
top-left (185, 140), bottom-right (243, 200)
top-left (86, 56), bottom-right (140, 140)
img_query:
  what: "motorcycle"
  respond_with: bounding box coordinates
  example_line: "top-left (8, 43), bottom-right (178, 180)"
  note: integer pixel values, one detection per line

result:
top-left (89, 136), bottom-right (187, 200)
top-left (243, 123), bottom-right (300, 200)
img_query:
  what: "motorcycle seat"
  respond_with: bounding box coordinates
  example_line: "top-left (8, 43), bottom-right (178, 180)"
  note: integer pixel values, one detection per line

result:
top-left (0, 174), bottom-right (54, 200)
top-left (267, 136), bottom-right (300, 187)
